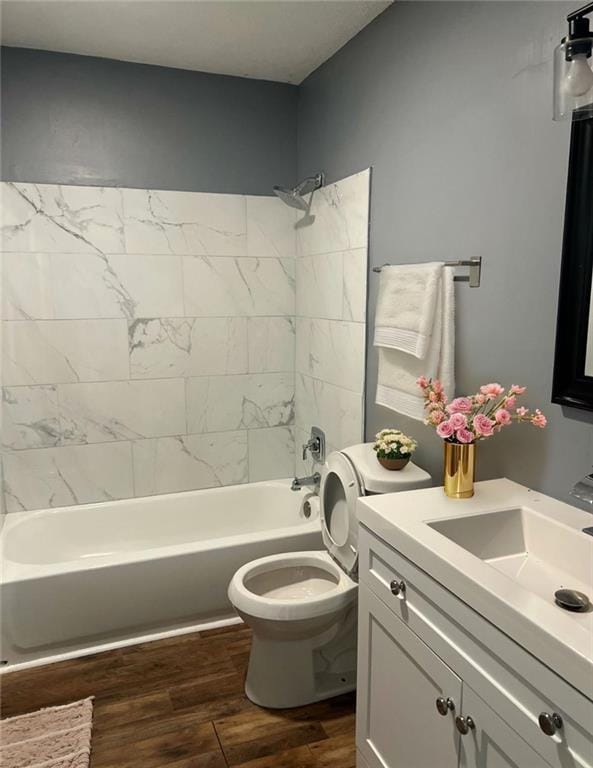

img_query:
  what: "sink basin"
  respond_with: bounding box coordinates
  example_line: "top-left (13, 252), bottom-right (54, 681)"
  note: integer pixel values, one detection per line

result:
top-left (357, 479), bottom-right (593, 697)
top-left (428, 506), bottom-right (593, 609)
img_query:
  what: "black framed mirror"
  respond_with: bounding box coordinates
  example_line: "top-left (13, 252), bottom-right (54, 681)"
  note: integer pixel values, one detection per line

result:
top-left (552, 116), bottom-right (593, 411)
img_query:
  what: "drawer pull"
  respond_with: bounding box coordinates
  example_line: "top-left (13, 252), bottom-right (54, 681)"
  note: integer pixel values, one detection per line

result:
top-left (538, 712), bottom-right (563, 736)
top-left (390, 579), bottom-right (406, 596)
top-left (436, 697), bottom-right (455, 716)
top-left (455, 715), bottom-right (475, 735)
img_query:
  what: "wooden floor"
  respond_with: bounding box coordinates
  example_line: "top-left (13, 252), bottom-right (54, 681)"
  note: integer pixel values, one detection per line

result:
top-left (0, 624), bottom-right (356, 768)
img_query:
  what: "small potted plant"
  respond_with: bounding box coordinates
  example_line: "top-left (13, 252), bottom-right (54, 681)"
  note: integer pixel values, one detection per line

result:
top-left (373, 429), bottom-right (418, 471)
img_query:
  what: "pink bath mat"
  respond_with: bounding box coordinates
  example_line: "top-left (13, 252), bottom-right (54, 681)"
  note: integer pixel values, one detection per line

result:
top-left (0, 697), bottom-right (93, 768)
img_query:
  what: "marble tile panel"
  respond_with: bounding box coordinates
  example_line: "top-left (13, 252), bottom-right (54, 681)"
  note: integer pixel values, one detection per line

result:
top-left (122, 188), bottom-right (246, 256)
top-left (296, 170), bottom-right (370, 257)
top-left (132, 431), bottom-right (248, 496)
top-left (295, 318), bottom-right (366, 393)
top-left (2, 253), bottom-right (54, 320)
top-left (295, 373), bottom-right (363, 451)
top-left (246, 196), bottom-right (296, 258)
top-left (1, 182), bottom-right (124, 253)
top-left (248, 426), bottom-right (295, 482)
top-left (182, 256), bottom-right (295, 317)
top-left (128, 317), bottom-right (248, 379)
top-left (247, 317), bottom-right (295, 373)
top-left (3, 320), bottom-right (129, 385)
top-left (342, 248), bottom-right (368, 323)
top-left (58, 379), bottom-right (186, 444)
top-left (2, 441), bottom-right (134, 512)
top-left (186, 373), bottom-right (294, 434)
top-left (51, 252), bottom-right (184, 319)
top-left (2, 386), bottom-right (61, 450)
top-left (295, 252), bottom-right (343, 320)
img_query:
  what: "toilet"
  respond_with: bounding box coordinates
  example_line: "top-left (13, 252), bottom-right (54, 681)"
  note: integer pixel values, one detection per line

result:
top-left (228, 442), bottom-right (431, 709)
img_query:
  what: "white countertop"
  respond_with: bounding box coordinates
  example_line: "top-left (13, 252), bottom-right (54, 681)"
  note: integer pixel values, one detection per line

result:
top-left (357, 478), bottom-right (593, 700)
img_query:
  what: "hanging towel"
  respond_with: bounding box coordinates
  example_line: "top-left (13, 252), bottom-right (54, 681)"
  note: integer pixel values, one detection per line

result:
top-left (374, 262), bottom-right (444, 358)
top-left (375, 267), bottom-right (455, 421)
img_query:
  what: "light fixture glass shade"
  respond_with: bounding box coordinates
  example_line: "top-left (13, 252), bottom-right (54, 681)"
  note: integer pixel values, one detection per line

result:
top-left (554, 38), bottom-right (593, 121)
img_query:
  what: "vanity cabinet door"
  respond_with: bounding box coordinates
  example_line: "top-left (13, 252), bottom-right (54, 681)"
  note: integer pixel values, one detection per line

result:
top-left (356, 584), bottom-right (461, 768)
top-left (458, 685), bottom-right (554, 768)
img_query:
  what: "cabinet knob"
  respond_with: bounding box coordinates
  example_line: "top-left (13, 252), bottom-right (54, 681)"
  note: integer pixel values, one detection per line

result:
top-left (455, 715), bottom-right (476, 735)
top-left (390, 579), bottom-right (406, 596)
top-left (436, 697), bottom-right (455, 716)
top-left (538, 712), bottom-right (563, 736)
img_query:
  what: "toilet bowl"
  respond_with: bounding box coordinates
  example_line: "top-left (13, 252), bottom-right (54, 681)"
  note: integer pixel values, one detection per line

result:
top-left (228, 442), bottom-right (431, 708)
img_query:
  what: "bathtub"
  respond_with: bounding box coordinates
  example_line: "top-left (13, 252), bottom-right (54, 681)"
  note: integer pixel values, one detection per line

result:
top-left (0, 479), bottom-right (322, 670)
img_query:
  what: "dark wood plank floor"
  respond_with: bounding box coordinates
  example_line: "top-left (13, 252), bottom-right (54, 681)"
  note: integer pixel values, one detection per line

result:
top-left (0, 624), bottom-right (356, 768)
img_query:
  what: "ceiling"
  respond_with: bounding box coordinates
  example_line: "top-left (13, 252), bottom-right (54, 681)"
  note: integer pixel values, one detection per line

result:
top-left (0, 0), bottom-right (392, 85)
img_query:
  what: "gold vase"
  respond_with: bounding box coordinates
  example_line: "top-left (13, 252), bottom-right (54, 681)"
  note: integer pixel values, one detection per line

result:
top-left (443, 442), bottom-right (476, 499)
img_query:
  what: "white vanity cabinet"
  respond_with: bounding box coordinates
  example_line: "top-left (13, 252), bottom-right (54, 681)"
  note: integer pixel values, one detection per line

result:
top-left (357, 584), bottom-right (461, 768)
top-left (356, 525), bottom-right (593, 768)
top-left (458, 685), bottom-right (551, 768)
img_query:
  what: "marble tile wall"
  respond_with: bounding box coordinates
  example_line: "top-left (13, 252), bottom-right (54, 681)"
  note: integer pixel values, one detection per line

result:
top-left (1, 182), bottom-right (297, 511)
top-left (293, 169), bottom-right (370, 476)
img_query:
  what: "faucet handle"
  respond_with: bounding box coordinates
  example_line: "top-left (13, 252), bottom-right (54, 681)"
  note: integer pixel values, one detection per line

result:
top-left (571, 472), bottom-right (593, 506)
top-left (302, 428), bottom-right (325, 463)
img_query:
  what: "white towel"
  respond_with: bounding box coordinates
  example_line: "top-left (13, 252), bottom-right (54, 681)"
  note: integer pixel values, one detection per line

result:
top-left (375, 267), bottom-right (455, 421)
top-left (374, 262), bottom-right (444, 358)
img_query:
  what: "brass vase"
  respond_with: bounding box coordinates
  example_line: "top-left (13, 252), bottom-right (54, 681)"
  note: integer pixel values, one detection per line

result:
top-left (443, 442), bottom-right (476, 498)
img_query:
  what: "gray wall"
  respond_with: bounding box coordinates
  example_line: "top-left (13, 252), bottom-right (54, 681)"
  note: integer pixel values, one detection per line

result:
top-left (297, 1), bottom-right (593, 505)
top-left (1, 47), bottom-right (298, 195)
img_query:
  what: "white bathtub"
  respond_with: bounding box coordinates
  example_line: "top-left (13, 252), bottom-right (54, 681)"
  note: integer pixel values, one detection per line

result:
top-left (0, 479), bottom-right (322, 670)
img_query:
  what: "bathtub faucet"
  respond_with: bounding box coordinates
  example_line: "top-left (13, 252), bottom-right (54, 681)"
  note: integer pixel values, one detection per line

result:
top-left (291, 472), bottom-right (321, 492)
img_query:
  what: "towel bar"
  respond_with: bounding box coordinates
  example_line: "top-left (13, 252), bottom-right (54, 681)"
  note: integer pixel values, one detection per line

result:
top-left (372, 257), bottom-right (482, 288)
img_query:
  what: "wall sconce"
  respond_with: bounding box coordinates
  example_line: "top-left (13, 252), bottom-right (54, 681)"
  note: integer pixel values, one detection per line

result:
top-left (554, 2), bottom-right (593, 120)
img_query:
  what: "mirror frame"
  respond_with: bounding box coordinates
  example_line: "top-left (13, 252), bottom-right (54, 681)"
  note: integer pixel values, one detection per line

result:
top-left (552, 116), bottom-right (593, 412)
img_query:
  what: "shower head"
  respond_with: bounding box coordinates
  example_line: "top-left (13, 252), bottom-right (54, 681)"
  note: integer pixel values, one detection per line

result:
top-left (273, 172), bottom-right (324, 210)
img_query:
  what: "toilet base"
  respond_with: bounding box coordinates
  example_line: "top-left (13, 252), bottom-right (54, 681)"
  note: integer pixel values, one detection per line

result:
top-left (244, 604), bottom-right (357, 709)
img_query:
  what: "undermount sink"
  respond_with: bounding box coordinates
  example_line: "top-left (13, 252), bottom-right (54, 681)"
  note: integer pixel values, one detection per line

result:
top-left (428, 506), bottom-right (593, 610)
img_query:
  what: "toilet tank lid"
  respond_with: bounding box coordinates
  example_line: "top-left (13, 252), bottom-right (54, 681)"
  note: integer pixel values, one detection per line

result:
top-left (341, 442), bottom-right (432, 494)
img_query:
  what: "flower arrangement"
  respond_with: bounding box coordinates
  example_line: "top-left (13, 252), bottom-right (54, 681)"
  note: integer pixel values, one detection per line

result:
top-left (417, 377), bottom-right (547, 444)
top-left (373, 429), bottom-right (418, 470)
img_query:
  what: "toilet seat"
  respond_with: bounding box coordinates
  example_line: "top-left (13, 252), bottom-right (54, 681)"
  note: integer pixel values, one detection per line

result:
top-left (228, 551), bottom-right (357, 621)
top-left (229, 449), bottom-right (363, 624)
top-left (227, 444), bottom-right (432, 708)
top-left (320, 451), bottom-right (362, 576)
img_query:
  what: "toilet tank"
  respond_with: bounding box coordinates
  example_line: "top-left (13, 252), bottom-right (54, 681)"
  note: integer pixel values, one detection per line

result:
top-left (341, 443), bottom-right (432, 495)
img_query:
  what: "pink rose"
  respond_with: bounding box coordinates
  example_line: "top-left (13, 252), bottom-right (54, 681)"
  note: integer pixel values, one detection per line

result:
top-left (474, 393), bottom-right (486, 405)
top-left (436, 420), bottom-right (454, 439)
top-left (449, 413), bottom-right (468, 430)
top-left (516, 406), bottom-right (529, 417)
top-left (505, 395), bottom-right (516, 409)
top-left (447, 397), bottom-right (473, 414)
top-left (480, 383), bottom-right (505, 399)
top-left (531, 409), bottom-right (547, 428)
top-left (429, 409), bottom-right (445, 425)
top-left (510, 384), bottom-right (526, 395)
top-left (432, 380), bottom-right (444, 394)
top-left (455, 428), bottom-right (474, 444)
top-left (417, 376), bottom-right (429, 389)
top-left (494, 408), bottom-right (512, 425)
top-left (473, 413), bottom-right (494, 437)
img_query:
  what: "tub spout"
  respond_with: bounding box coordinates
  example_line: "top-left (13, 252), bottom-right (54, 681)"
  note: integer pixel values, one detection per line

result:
top-left (291, 473), bottom-right (321, 491)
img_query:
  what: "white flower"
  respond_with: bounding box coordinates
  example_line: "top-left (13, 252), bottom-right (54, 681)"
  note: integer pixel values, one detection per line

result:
top-left (373, 427), bottom-right (418, 455)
